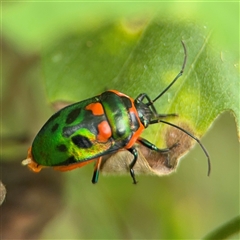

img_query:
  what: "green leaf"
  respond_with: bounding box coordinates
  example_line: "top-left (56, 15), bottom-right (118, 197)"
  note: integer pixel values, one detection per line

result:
top-left (203, 215), bottom-right (240, 240)
top-left (2, 2), bottom-right (156, 53)
top-left (42, 18), bottom-right (147, 102)
top-left (42, 17), bottom-right (239, 149)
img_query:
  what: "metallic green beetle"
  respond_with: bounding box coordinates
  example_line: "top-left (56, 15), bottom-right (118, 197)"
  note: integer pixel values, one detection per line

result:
top-left (22, 42), bottom-right (211, 184)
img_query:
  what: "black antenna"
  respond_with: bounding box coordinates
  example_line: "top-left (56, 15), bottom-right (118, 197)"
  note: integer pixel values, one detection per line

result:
top-left (159, 120), bottom-right (211, 176)
top-left (148, 41), bottom-right (211, 176)
top-left (149, 41), bottom-right (187, 105)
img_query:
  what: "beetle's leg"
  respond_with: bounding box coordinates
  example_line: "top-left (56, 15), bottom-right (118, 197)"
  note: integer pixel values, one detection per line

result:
top-left (127, 147), bottom-right (138, 184)
top-left (136, 93), bottom-right (158, 115)
top-left (92, 157), bottom-right (102, 184)
top-left (137, 137), bottom-right (179, 169)
top-left (136, 93), bottom-right (177, 118)
top-left (137, 137), bottom-right (179, 153)
top-left (136, 93), bottom-right (151, 102)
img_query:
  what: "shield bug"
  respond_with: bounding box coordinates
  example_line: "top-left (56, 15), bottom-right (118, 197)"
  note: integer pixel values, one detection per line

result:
top-left (22, 41), bottom-right (211, 184)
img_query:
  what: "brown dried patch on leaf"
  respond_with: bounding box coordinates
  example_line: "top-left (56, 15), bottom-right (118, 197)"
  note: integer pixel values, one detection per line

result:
top-left (137, 144), bottom-right (175, 175)
top-left (100, 145), bottom-right (178, 176)
top-left (100, 148), bottom-right (154, 175)
top-left (164, 122), bottom-right (194, 170)
top-left (100, 122), bottom-right (195, 176)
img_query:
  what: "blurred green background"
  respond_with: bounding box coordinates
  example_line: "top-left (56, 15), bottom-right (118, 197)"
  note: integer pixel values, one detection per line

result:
top-left (1, 2), bottom-right (239, 239)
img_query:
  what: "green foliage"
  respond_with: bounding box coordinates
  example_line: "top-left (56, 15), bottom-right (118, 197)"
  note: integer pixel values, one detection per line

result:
top-left (2, 2), bottom-right (239, 239)
top-left (203, 216), bottom-right (240, 240)
top-left (42, 17), bottom-right (239, 144)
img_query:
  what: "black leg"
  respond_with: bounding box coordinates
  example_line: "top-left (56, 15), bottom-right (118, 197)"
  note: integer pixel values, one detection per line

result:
top-left (136, 93), bottom-right (177, 119)
top-left (136, 93), bottom-right (152, 103)
top-left (127, 147), bottom-right (138, 184)
top-left (137, 137), bottom-right (179, 153)
top-left (92, 157), bottom-right (102, 184)
top-left (127, 139), bottom-right (178, 184)
top-left (137, 137), bottom-right (179, 169)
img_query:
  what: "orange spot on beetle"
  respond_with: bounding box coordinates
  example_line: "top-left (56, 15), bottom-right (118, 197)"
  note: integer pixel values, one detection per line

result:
top-left (86, 103), bottom-right (104, 115)
top-left (97, 121), bottom-right (112, 142)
